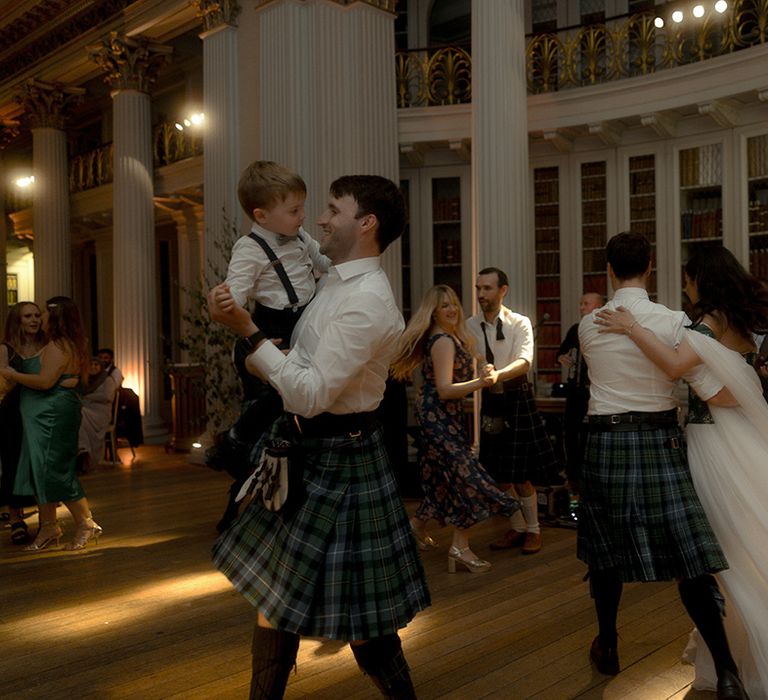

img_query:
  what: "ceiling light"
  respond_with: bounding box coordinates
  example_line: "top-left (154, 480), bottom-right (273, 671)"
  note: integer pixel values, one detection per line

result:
top-left (672, 10), bottom-right (684, 22)
top-left (174, 122), bottom-right (184, 131)
top-left (715, 0), bottom-right (728, 12)
top-left (692, 5), bottom-right (704, 17)
top-left (654, 16), bottom-right (664, 28)
top-left (15, 175), bottom-right (35, 188)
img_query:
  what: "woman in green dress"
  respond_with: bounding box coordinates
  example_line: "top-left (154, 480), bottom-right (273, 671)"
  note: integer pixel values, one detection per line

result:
top-left (0, 296), bottom-right (103, 551)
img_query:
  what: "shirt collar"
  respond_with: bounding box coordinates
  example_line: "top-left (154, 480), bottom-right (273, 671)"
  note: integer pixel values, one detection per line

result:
top-left (613, 287), bottom-right (649, 303)
top-left (250, 222), bottom-right (299, 246)
top-left (330, 256), bottom-right (381, 281)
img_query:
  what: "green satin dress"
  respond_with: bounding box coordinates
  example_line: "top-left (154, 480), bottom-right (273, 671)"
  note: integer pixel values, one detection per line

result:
top-left (13, 355), bottom-right (85, 504)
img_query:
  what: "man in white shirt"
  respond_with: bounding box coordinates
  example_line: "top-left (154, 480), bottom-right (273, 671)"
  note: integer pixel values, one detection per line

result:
top-left (208, 175), bottom-right (429, 700)
top-left (467, 268), bottom-right (558, 555)
top-left (578, 232), bottom-right (743, 696)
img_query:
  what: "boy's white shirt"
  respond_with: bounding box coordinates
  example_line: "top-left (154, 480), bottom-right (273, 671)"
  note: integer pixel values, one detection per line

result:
top-left (225, 223), bottom-right (330, 309)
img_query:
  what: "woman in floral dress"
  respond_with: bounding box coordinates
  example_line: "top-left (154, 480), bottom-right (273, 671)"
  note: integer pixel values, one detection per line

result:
top-left (391, 285), bottom-right (520, 573)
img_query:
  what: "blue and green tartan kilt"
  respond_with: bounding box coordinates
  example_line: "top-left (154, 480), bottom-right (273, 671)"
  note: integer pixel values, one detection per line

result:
top-left (479, 387), bottom-right (559, 485)
top-left (211, 424), bottom-right (431, 641)
top-left (576, 426), bottom-right (728, 582)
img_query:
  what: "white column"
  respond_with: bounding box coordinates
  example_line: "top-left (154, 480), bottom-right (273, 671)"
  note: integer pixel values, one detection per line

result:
top-left (472, 0), bottom-right (533, 316)
top-left (31, 127), bottom-right (71, 303)
top-left (250, 0), bottom-right (402, 304)
top-left (112, 88), bottom-right (164, 437)
top-left (201, 22), bottom-right (240, 278)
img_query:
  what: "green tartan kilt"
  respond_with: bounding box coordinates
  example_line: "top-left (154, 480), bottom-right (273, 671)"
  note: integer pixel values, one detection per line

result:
top-left (479, 387), bottom-right (559, 485)
top-left (576, 426), bottom-right (728, 582)
top-left (212, 424), bottom-right (431, 640)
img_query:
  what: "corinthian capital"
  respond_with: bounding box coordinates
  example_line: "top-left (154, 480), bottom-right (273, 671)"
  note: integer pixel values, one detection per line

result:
top-left (16, 79), bottom-right (86, 130)
top-left (89, 32), bottom-right (173, 93)
top-left (192, 0), bottom-right (241, 32)
top-left (254, 0), bottom-right (396, 12)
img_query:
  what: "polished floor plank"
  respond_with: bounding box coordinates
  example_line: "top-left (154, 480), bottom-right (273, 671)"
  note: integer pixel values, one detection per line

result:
top-left (0, 446), bottom-right (713, 699)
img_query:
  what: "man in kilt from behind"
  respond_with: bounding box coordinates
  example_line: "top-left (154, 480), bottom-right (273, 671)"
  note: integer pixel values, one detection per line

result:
top-left (578, 232), bottom-right (747, 697)
top-left (208, 176), bottom-right (430, 699)
top-left (467, 267), bottom-right (559, 555)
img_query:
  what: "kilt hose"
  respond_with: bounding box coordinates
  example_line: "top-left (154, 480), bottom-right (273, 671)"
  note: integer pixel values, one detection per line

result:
top-left (479, 386), bottom-right (559, 485)
top-left (577, 425), bottom-right (728, 582)
top-left (212, 423), bottom-right (431, 641)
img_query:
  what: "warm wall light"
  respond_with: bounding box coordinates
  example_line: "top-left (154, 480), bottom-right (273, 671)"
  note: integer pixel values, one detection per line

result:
top-left (715, 0), bottom-right (728, 12)
top-left (692, 4), bottom-right (705, 17)
top-left (174, 112), bottom-right (205, 132)
top-left (672, 9), bottom-right (684, 22)
top-left (15, 175), bottom-right (35, 188)
top-left (654, 16), bottom-right (665, 27)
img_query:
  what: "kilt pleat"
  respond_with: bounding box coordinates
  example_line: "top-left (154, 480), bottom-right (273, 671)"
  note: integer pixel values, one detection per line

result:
top-left (576, 426), bottom-right (728, 582)
top-left (480, 388), bottom-right (559, 485)
top-left (212, 425), bottom-right (431, 640)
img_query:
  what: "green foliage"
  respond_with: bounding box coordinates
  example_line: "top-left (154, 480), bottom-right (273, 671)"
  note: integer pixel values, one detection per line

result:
top-left (176, 215), bottom-right (243, 434)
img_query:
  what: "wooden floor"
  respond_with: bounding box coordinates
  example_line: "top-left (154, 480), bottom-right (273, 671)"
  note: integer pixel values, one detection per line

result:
top-left (1, 446), bottom-right (717, 700)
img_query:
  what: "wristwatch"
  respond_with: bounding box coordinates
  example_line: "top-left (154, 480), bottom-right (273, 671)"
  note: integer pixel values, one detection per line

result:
top-left (238, 330), bottom-right (267, 353)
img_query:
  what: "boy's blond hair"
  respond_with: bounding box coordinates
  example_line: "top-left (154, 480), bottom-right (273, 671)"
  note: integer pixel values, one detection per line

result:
top-left (237, 161), bottom-right (307, 220)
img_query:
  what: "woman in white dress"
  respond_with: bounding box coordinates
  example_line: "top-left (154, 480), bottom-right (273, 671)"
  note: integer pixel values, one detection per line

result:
top-left (596, 246), bottom-right (768, 698)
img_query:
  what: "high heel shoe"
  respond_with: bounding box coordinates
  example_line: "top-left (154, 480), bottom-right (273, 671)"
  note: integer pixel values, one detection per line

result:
top-left (410, 522), bottom-right (438, 550)
top-left (24, 520), bottom-right (62, 551)
top-left (64, 517), bottom-right (103, 551)
top-left (447, 545), bottom-right (491, 574)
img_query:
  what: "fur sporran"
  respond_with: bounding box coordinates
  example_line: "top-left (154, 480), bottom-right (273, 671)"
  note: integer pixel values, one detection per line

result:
top-left (236, 438), bottom-right (305, 513)
top-left (481, 415), bottom-right (506, 435)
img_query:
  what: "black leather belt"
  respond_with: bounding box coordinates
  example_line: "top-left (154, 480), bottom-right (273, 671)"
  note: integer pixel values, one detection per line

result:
top-left (502, 377), bottom-right (530, 392)
top-left (585, 408), bottom-right (678, 432)
top-left (291, 411), bottom-right (377, 438)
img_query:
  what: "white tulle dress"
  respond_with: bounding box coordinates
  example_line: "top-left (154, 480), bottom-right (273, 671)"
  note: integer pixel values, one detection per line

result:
top-left (682, 328), bottom-right (768, 698)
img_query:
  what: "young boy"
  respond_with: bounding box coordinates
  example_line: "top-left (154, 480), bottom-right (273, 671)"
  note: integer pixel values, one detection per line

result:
top-left (207, 161), bottom-right (329, 528)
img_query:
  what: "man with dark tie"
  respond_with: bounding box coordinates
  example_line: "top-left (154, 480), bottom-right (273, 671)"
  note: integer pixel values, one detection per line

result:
top-left (467, 267), bottom-right (558, 555)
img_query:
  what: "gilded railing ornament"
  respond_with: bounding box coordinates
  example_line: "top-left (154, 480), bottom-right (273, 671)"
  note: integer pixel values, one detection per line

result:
top-left (88, 33), bottom-right (172, 93)
top-left (16, 79), bottom-right (85, 130)
top-left (397, 1), bottom-right (767, 103)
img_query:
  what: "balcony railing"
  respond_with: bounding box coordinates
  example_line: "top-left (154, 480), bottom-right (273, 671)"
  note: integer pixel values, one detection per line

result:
top-left (66, 121), bottom-right (203, 196)
top-left (396, 0), bottom-right (768, 106)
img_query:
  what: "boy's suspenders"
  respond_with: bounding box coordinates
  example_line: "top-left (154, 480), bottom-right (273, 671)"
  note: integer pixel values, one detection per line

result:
top-left (247, 232), bottom-right (300, 309)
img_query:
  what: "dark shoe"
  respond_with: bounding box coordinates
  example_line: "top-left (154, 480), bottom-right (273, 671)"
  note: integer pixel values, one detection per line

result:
top-left (10, 520), bottom-right (29, 544)
top-left (489, 529), bottom-right (527, 550)
top-left (250, 626), bottom-right (300, 699)
top-left (521, 531), bottom-right (542, 554)
top-left (717, 669), bottom-right (750, 699)
top-left (589, 635), bottom-right (619, 676)
top-left (351, 634), bottom-right (417, 699)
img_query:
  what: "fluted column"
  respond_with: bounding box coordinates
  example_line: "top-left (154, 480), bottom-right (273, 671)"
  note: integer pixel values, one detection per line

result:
top-left (195, 0), bottom-right (241, 280)
top-left (471, 1), bottom-right (532, 316)
top-left (0, 121), bottom-right (19, 329)
top-left (89, 33), bottom-right (171, 440)
top-left (249, 0), bottom-right (402, 304)
top-left (172, 204), bottom-right (204, 363)
top-left (18, 80), bottom-right (84, 304)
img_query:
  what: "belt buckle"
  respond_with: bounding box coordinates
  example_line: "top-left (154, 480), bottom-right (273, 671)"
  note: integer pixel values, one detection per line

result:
top-left (348, 430), bottom-right (362, 439)
top-left (609, 415), bottom-right (621, 425)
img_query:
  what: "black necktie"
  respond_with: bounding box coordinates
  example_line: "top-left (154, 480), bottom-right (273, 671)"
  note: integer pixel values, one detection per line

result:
top-left (481, 321), bottom-right (494, 364)
top-left (495, 318), bottom-right (505, 341)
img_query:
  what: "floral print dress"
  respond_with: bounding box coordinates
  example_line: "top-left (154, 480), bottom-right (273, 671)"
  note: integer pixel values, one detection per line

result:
top-left (414, 333), bottom-right (520, 528)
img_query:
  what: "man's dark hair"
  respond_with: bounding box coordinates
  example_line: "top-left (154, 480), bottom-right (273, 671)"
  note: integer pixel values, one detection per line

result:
top-left (329, 175), bottom-right (405, 253)
top-left (606, 232), bottom-right (651, 280)
top-left (478, 267), bottom-right (509, 288)
top-left (97, 347), bottom-right (115, 360)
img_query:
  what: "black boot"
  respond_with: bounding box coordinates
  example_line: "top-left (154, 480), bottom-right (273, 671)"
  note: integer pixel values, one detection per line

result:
top-left (351, 634), bottom-right (417, 699)
top-left (249, 625), bottom-right (300, 700)
top-left (678, 576), bottom-right (747, 699)
top-left (589, 568), bottom-right (623, 674)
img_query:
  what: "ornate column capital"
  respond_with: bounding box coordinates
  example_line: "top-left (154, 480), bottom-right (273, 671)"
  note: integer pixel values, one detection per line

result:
top-left (1, 119), bottom-right (20, 149)
top-left (254, 0), bottom-right (396, 12)
top-left (16, 79), bottom-right (85, 130)
top-left (88, 32), bottom-right (172, 93)
top-left (191, 0), bottom-right (241, 32)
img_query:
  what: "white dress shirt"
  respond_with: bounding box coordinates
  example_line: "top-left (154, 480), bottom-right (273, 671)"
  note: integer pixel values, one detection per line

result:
top-left (225, 223), bottom-right (330, 308)
top-left (247, 257), bottom-right (404, 418)
top-left (579, 287), bottom-right (723, 415)
top-left (467, 305), bottom-right (534, 371)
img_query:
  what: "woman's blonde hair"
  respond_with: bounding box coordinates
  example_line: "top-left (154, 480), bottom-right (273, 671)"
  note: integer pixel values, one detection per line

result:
top-left (391, 285), bottom-right (476, 381)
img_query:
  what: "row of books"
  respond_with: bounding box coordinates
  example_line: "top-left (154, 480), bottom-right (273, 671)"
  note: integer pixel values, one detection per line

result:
top-left (583, 231), bottom-right (606, 248)
top-left (534, 180), bottom-right (559, 201)
top-left (583, 250), bottom-right (607, 269)
top-left (630, 220), bottom-right (656, 238)
top-left (581, 180), bottom-right (606, 200)
top-left (534, 167), bottom-right (559, 181)
top-left (629, 155), bottom-right (654, 170)
top-left (537, 325), bottom-right (562, 345)
top-left (680, 144), bottom-right (722, 187)
top-left (536, 251), bottom-right (560, 274)
top-left (432, 198), bottom-right (461, 221)
top-left (747, 135), bottom-right (768, 179)
top-left (749, 248), bottom-right (768, 279)
top-left (434, 238), bottom-right (461, 264)
top-left (630, 170), bottom-right (655, 194)
top-left (630, 196), bottom-right (655, 219)
top-left (581, 162), bottom-right (606, 177)
top-left (535, 228), bottom-right (559, 247)
top-left (536, 212), bottom-right (560, 228)
top-left (536, 277), bottom-right (560, 297)
top-left (748, 202), bottom-right (768, 233)
top-left (681, 208), bottom-right (722, 240)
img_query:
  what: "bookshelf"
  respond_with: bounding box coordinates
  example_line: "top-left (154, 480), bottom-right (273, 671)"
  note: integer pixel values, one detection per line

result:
top-left (747, 133), bottom-right (768, 279)
top-left (534, 166), bottom-right (561, 388)
top-left (628, 154), bottom-right (657, 298)
top-left (679, 144), bottom-right (723, 266)
top-left (581, 160), bottom-right (608, 298)
top-left (431, 176), bottom-right (463, 301)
